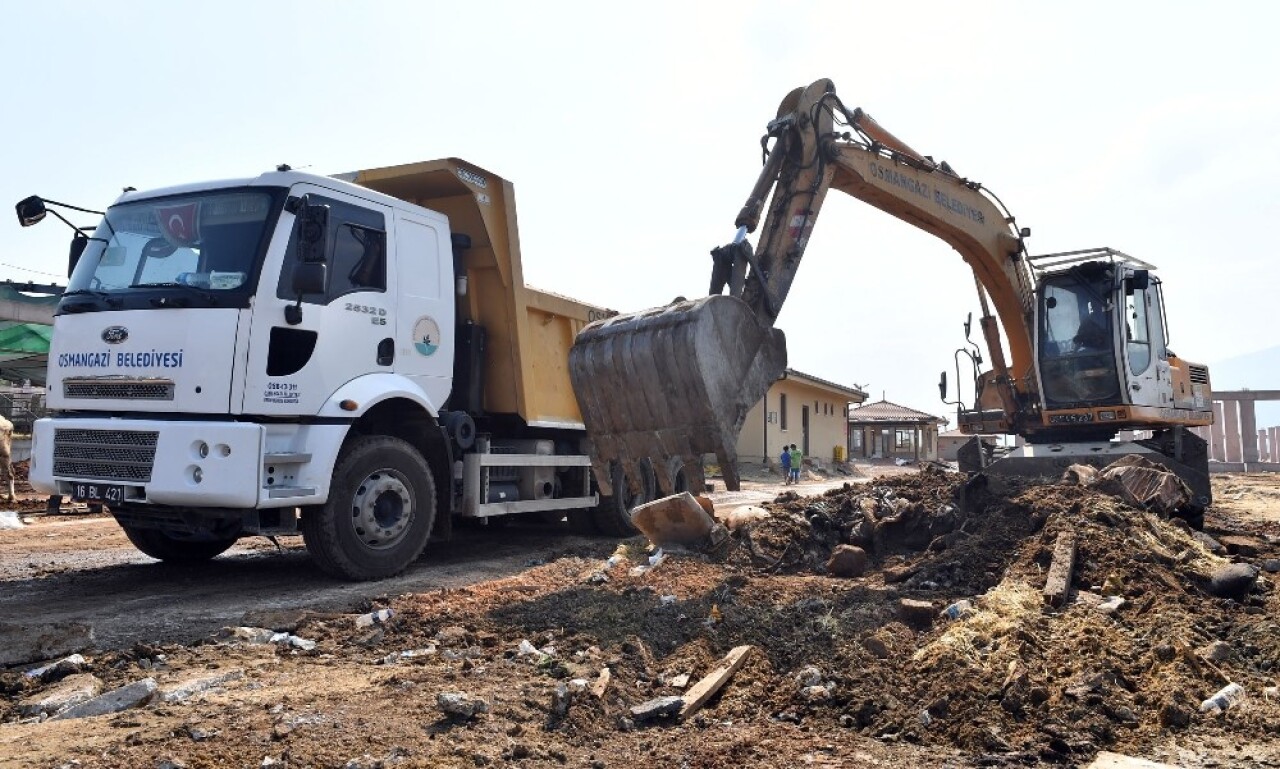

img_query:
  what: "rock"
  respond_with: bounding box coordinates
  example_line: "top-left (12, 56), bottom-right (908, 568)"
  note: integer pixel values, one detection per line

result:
top-left (156, 758), bottom-right (187, 769)
top-left (1158, 700), bottom-right (1192, 728)
top-left (1196, 640), bottom-right (1235, 664)
top-left (184, 726), bottom-right (218, 742)
top-left (435, 626), bottom-right (469, 646)
top-left (898, 598), bottom-right (936, 630)
top-left (826, 545), bottom-right (868, 578)
top-left (550, 683), bottom-right (571, 717)
top-left (1061, 464), bottom-right (1097, 485)
top-left (0, 622), bottom-right (95, 667)
top-left (630, 492), bottom-right (725, 551)
top-left (1263, 559), bottom-right (1280, 573)
top-left (240, 609), bottom-right (310, 633)
top-left (794, 665), bottom-right (824, 688)
top-left (1191, 531), bottom-right (1226, 555)
top-left (861, 635), bottom-right (891, 659)
top-left (668, 673), bottom-right (690, 689)
top-left (159, 669), bottom-right (245, 704)
top-left (724, 505), bottom-right (770, 532)
top-left (1209, 563), bottom-right (1258, 598)
top-left (800, 685), bottom-right (832, 702)
top-left (1219, 534), bottom-right (1265, 558)
top-left (51, 677), bottom-right (157, 720)
top-left (436, 691), bottom-right (488, 719)
top-left (25, 653), bottom-right (87, 683)
top-left (628, 695), bottom-right (683, 722)
top-left (882, 564), bottom-right (919, 584)
top-left (17, 673), bottom-right (103, 716)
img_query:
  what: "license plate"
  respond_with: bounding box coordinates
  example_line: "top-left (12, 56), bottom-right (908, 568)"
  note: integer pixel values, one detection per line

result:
top-left (70, 483), bottom-right (125, 504)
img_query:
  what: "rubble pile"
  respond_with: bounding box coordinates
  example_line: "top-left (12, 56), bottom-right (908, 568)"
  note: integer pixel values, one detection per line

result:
top-left (3, 463), bottom-right (1279, 766)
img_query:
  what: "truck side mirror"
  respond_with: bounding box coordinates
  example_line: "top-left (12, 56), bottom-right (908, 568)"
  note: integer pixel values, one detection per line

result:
top-left (292, 261), bottom-right (327, 296)
top-left (15, 196), bottom-right (47, 227)
top-left (298, 201), bottom-right (330, 263)
top-left (68, 235), bottom-right (88, 277)
top-left (938, 371), bottom-right (948, 402)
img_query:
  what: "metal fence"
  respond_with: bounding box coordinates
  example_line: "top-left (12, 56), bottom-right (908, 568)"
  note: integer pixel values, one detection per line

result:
top-left (0, 390), bottom-right (48, 434)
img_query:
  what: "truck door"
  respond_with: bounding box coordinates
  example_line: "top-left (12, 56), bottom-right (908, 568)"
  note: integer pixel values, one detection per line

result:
top-left (390, 210), bottom-right (454, 407)
top-left (1122, 283), bottom-right (1167, 409)
top-left (242, 185), bottom-right (396, 415)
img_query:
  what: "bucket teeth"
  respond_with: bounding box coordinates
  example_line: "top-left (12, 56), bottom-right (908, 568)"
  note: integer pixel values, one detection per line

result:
top-left (569, 294), bottom-right (786, 497)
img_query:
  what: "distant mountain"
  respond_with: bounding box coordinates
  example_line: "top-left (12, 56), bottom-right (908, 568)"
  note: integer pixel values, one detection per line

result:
top-left (1208, 344), bottom-right (1280, 429)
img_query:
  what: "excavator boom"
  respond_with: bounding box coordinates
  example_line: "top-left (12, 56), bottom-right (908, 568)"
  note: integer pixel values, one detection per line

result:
top-left (569, 79), bottom-right (1212, 515)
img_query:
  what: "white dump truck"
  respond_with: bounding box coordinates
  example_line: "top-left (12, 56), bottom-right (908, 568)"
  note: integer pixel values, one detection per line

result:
top-left (17, 159), bottom-right (644, 579)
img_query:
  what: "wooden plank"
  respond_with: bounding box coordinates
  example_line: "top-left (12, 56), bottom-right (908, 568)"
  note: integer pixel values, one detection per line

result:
top-left (678, 645), bottom-right (752, 720)
top-left (1085, 751), bottom-right (1177, 768)
top-left (1042, 532), bottom-right (1077, 609)
top-left (590, 666), bottom-right (611, 699)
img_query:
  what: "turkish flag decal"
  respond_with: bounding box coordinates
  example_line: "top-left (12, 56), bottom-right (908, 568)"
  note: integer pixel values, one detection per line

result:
top-left (155, 202), bottom-right (201, 247)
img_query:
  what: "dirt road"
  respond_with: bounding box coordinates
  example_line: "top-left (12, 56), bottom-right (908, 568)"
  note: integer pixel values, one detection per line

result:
top-left (0, 470), bottom-right (868, 651)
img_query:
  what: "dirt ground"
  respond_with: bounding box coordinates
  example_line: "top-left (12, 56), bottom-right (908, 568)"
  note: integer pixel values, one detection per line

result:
top-left (2, 463), bottom-right (1280, 768)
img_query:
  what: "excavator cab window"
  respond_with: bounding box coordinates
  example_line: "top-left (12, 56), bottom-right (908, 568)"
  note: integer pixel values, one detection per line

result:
top-left (1037, 272), bottom-right (1122, 409)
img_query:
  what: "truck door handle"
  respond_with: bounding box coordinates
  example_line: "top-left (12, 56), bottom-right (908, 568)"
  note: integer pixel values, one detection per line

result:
top-left (377, 338), bottom-right (395, 366)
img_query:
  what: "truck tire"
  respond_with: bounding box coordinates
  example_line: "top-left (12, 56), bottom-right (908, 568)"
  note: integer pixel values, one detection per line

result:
top-left (302, 435), bottom-right (436, 581)
top-left (122, 525), bottom-right (238, 563)
top-left (574, 460), bottom-right (655, 537)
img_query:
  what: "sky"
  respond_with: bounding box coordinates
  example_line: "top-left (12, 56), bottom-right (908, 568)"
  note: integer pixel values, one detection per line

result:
top-left (3, 0), bottom-right (1279, 428)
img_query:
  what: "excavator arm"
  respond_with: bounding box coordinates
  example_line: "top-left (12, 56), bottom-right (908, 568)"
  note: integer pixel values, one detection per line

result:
top-left (572, 79), bottom-right (1045, 500)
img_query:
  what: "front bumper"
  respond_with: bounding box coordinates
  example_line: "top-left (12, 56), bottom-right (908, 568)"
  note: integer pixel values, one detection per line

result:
top-left (32, 418), bottom-right (264, 508)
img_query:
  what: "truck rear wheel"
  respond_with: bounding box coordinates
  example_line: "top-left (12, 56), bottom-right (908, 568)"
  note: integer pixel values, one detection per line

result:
top-left (122, 525), bottom-right (238, 563)
top-left (573, 460), bottom-right (655, 537)
top-left (302, 435), bottom-right (436, 581)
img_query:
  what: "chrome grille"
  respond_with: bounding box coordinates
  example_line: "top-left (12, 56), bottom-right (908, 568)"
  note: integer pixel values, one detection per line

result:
top-left (53, 428), bottom-right (158, 482)
top-left (1188, 365), bottom-right (1210, 385)
top-left (64, 379), bottom-right (175, 401)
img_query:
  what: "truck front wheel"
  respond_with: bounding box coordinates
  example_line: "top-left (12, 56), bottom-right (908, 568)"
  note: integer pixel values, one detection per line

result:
top-left (122, 526), bottom-right (238, 563)
top-left (302, 435), bottom-right (436, 580)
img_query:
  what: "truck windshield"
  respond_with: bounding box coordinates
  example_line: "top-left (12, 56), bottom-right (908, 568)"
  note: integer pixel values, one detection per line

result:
top-left (1038, 270), bottom-right (1121, 408)
top-left (66, 190), bottom-right (277, 306)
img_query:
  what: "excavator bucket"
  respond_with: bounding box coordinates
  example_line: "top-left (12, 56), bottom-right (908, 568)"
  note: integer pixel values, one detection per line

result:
top-left (569, 294), bottom-right (786, 499)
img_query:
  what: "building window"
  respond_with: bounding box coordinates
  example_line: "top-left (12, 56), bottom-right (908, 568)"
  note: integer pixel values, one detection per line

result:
top-left (895, 429), bottom-right (914, 449)
top-left (780, 394), bottom-right (788, 431)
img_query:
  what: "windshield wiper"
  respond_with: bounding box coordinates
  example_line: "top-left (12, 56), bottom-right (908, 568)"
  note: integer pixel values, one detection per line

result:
top-left (61, 289), bottom-right (122, 308)
top-left (129, 282), bottom-right (218, 306)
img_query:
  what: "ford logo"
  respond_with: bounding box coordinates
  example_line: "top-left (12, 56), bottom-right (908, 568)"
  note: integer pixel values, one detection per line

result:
top-left (101, 326), bottom-right (129, 344)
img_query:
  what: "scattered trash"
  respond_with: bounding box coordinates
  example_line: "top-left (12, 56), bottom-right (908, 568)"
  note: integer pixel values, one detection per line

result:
top-left (378, 647), bottom-right (436, 665)
top-left (0, 510), bottom-right (23, 530)
top-left (1096, 596), bottom-right (1126, 615)
top-left (354, 608), bottom-right (394, 629)
top-left (1199, 682), bottom-right (1245, 714)
top-left (659, 594), bottom-right (677, 606)
top-left (940, 599), bottom-right (975, 621)
top-left (516, 639), bottom-right (539, 657)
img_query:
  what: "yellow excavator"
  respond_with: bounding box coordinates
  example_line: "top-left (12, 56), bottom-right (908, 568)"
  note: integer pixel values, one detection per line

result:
top-left (568, 78), bottom-right (1214, 528)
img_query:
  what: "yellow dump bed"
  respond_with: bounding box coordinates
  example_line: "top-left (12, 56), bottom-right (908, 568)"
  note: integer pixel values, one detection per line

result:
top-left (348, 159), bottom-right (609, 428)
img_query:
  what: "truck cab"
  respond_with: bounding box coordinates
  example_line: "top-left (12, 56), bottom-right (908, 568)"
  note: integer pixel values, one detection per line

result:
top-left (25, 159), bottom-right (614, 579)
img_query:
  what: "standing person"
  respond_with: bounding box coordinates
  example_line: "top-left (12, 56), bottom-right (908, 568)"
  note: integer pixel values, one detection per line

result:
top-left (779, 445), bottom-right (792, 484)
top-left (789, 444), bottom-right (802, 484)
